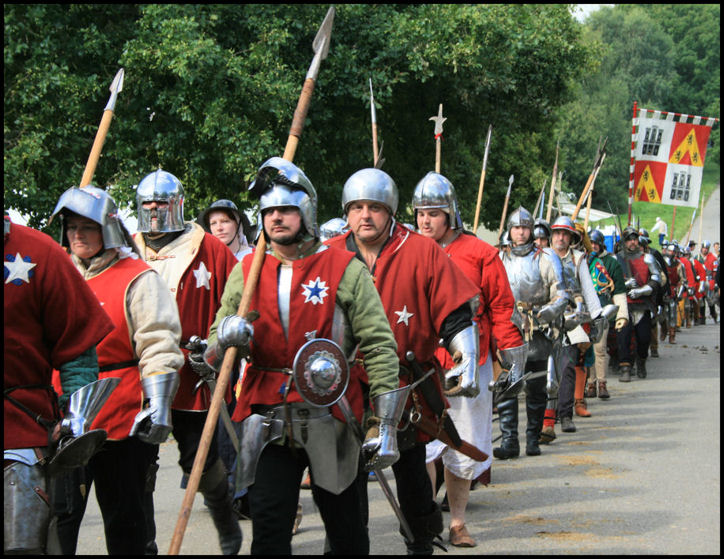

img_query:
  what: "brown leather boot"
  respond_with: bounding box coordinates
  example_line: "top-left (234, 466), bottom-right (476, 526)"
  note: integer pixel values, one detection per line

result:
top-left (585, 380), bottom-right (597, 398)
top-left (660, 324), bottom-right (668, 341)
top-left (574, 398), bottom-right (591, 417)
top-left (597, 381), bottom-right (610, 399)
top-left (668, 327), bottom-right (676, 344)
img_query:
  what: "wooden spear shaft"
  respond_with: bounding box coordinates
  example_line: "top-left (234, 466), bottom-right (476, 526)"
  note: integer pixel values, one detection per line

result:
top-left (583, 152), bottom-right (605, 231)
top-left (472, 125), bottom-right (493, 234)
top-left (697, 192), bottom-right (705, 246)
top-left (167, 6), bottom-right (335, 554)
top-left (546, 141), bottom-right (559, 222)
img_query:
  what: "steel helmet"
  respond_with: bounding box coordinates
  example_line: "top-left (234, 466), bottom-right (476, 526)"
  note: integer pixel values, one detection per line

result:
top-left (702, 240), bottom-right (712, 249)
top-left (533, 218), bottom-right (552, 240)
top-left (199, 199), bottom-right (241, 230)
top-left (135, 169), bottom-right (185, 233)
top-left (319, 217), bottom-right (348, 242)
top-left (589, 229), bottom-right (605, 247)
top-left (341, 168), bottom-right (398, 216)
top-left (621, 226), bottom-right (639, 242)
top-left (551, 215), bottom-right (582, 244)
top-left (251, 157), bottom-right (318, 239)
top-left (507, 206), bottom-right (534, 232)
top-left (411, 172), bottom-right (463, 231)
top-left (52, 185), bottom-right (135, 251)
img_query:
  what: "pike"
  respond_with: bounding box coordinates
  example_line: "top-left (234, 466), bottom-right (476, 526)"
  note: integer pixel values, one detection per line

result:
top-left (545, 141), bottom-right (560, 222)
top-left (168, 7), bottom-right (336, 554)
top-left (472, 125), bottom-right (493, 234)
top-left (533, 178), bottom-right (547, 219)
top-left (79, 68), bottom-right (124, 188)
top-left (684, 208), bottom-right (697, 244)
top-left (369, 79), bottom-right (385, 169)
top-left (697, 192), bottom-right (705, 246)
top-left (429, 104), bottom-right (446, 173)
top-left (571, 137), bottom-right (607, 221)
top-left (497, 174), bottom-right (514, 240)
top-left (583, 151), bottom-right (606, 231)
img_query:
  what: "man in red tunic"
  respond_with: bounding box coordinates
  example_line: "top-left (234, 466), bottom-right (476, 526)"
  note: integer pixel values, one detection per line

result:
top-left (48, 185), bottom-right (185, 555)
top-left (327, 167), bottom-right (481, 554)
top-left (203, 158), bottom-right (400, 554)
top-left (695, 240), bottom-right (719, 323)
top-left (4, 214), bottom-right (114, 554)
top-left (412, 172), bottom-right (525, 548)
top-left (132, 169), bottom-right (241, 554)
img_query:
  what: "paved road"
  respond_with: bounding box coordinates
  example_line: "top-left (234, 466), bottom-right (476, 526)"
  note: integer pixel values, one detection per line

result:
top-left (76, 321), bottom-right (720, 555)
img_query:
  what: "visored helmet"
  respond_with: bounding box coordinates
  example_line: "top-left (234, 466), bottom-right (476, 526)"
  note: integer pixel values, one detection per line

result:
top-left (533, 218), bottom-right (552, 240)
top-left (507, 206), bottom-right (534, 233)
top-left (51, 185), bottom-right (135, 251)
top-left (341, 168), bottom-right (398, 216)
top-left (251, 157), bottom-right (318, 240)
top-left (136, 169), bottom-right (185, 233)
top-left (551, 215), bottom-right (582, 244)
top-left (411, 172), bottom-right (463, 230)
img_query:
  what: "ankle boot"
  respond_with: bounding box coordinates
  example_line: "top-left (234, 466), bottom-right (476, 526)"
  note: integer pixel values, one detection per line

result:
top-left (619, 363), bottom-right (632, 382)
top-left (525, 395), bottom-right (546, 456)
top-left (635, 357), bottom-right (647, 379)
top-left (668, 327), bottom-right (676, 344)
top-left (200, 460), bottom-right (242, 555)
top-left (660, 324), bottom-right (668, 341)
top-left (493, 397), bottom-right (520, 459)
top-left (597, 380), bottom-right (610, 399)
top-left (585, 380), bottom-right (597, 398)
top-left (539, 407), bottom-right (557, 444)
top-left (574, 398), bottom-right (591, 417)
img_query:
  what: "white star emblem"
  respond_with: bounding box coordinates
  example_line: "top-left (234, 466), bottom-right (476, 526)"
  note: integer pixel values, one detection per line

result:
top-left (193, 262), bottom-right (212, 290)
top-left (301, 276), bottom-right (329, 305)
top-left (394, 305), bottom-right (414, 326)
top-left (5, 252), bottom-right (37, 285)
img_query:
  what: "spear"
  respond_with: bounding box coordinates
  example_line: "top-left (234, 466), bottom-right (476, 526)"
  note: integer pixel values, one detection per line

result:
top-left (472, 125), bottom-right (493, 235)
top-left (697, 191), bottom-right (705, 247)
top-left (429, 104), bottom-right (446, 173)
top-left (369, 78), bottom-right (379, 166)
top-left (79, 68), bottom-right (124, 188)
top-left (571, 137), bottom-right (607, 221)
top-left (533, 177), bottom-right (547, 219)
top-left (168, 7), bottom-right (336, 555)
top-left (583, 151), bottom-right (606, 231)
top-left (538, 190), bottom-right (546, 220)
top-left (684, 208), bottom-right (697, 244)
top-left (545, 141), bottom-right (560, 222)
top-left (497, 174), bottom-right (514, 240)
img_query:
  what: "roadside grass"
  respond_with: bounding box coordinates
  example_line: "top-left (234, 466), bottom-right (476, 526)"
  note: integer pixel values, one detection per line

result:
top-left (594, 162), bottom-right (720, 243)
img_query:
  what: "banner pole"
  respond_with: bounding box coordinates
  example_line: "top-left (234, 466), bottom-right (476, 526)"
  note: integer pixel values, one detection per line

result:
top-left (628, 100), bottom-right (637, 226)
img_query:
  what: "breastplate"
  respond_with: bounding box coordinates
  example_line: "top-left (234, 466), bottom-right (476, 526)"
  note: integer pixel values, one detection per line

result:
top-left (502, 250), bottom-right (547, 306)
top-left (560, 253), bottom-right (581, 297)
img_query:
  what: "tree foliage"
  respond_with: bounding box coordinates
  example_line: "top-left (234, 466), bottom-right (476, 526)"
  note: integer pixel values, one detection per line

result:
top-left (5, 4), bottom-right (591, 231)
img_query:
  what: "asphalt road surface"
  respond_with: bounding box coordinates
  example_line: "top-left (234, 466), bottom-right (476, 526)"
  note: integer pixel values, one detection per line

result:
top-left (76, 320), bottom-right (720, 555)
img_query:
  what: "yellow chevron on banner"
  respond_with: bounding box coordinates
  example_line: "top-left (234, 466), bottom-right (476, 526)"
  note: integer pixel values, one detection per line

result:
top-left (669, 129), bottom-right (703, 166)
top-left (634, 163), bottom-right (662, 203)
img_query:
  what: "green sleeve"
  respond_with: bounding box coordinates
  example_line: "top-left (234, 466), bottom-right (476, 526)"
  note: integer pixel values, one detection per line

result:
top-left (336, 258), bottom-right (399, 399)
top-left (207, 259), bottom-right (247, 346)
top-left (606, 255), bottom-right (627, 295)
top-left (58, 346), bottom-right (99, 409)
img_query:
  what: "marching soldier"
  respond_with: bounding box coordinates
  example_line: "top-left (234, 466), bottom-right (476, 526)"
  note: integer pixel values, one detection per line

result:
top-left (587, 230), bottom-right (629, 399)
top-left (497, 207), bottom-right (569, 449)
top-left (327, 167), bottom-right (482, 554)
top-left (133, 169), bottom-right (241, 554)
top-left (695, 240), bottom-right (719, 323)
top-left (691, 248), bottom-right (708, 325)
top-left (4, 214), bottom-right (114, 554)
top-left (680, 245), bottom-right (700, 328)
top-left (550, 216), bottom-right (604, 431)
top-left (640, 231), bottom-right (668, 356)
top-left (533, 218), bottom-right (552, 249)
top-left (661, 242), bottom-right (687, 343)
top-left (615, 227), bottom-right (663, 381)
top-left (413, 173), bottom-right (525, 547)
top-left (203, 158), bottom-right (400, 555)
top-left (49, 186), bottom-right (184, 554)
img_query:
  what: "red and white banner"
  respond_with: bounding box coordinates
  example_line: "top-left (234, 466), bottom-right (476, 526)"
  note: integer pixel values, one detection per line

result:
top-left (630, 105), bottom-right (718, 208)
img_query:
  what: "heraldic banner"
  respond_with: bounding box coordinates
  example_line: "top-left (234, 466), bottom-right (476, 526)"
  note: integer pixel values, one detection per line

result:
top-left (629, 103), bottom-right (719, 208)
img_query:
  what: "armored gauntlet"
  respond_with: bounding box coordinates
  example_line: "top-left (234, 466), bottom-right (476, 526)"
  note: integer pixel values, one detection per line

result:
top-left (362, 386), bottom-right (410, 471)
top-left (443, 324), bottom-right (480, 397)
top-left (130, 372), bottom-right (179, 444)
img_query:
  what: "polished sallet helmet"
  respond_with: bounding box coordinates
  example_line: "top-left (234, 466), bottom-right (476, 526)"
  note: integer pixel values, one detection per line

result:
top-left (551, 215), bottom-right (582, 244)
top-left (533, 218), bottom-right (552, 240)
top-left (135, 169), bottom-right (185, 233)
top-left (52, 184), bottom-right (134, 250)
top-left (341, 168), bottom-right (398, 216)
top-left (411, 172), bottom-right (463, 230)
top-left (507, 206), bottom-right (534, 232)
top-left (250, 156), bottom-right (318, 240)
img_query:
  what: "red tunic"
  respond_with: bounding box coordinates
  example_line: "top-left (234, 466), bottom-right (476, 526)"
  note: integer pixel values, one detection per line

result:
top-left (680, 257), bottom-right (697, 300)
top-left (52, 257), bottom-right (152, 440)
top-left (136, 230), bottom-right (237, 411)
top-left (435, 233), bottom-right (522, 369)
top-left (626, 254), bottom-right (653, 305)
top-left (230, 247), bottom-right (361, 423)
top-left (665, 260), bottom-right (682, 298)
top-left (703, 252), bottom-right (717, 291)
top-left (4, 221), bottom-right (113, 449)
top-left (692, 258), bottom-right (707, 300)
top-left (328, 223), bottom-right (480, 443)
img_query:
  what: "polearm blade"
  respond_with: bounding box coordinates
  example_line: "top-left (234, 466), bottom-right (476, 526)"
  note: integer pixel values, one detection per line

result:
top-left (370, 78), bottom-right (379, 166)
top-left (684, 208), bottom-right (697, 244)
top-left (584, 151), bottom-right (606, 231)
top-left (472, 125), bottom-right (493, 234)
top-left (283, 6), bottom-right (335, 160)
top-left (429, 104), bottom-right (446, 173)
top-left (79, 67), bottom-right (124, 188)
top-left (571, 136), bottom-right (607, 221)
top-left (497, 174), bottom-right (514, 240)
top-left (533, 177), bottom-right (547, 219)
top-left (168, 7), bottom-right (335, 555)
